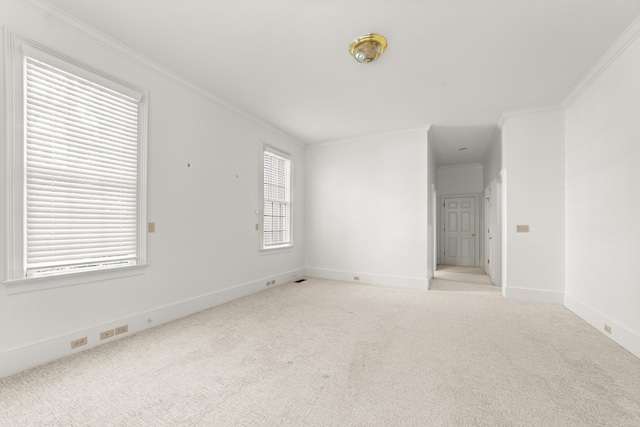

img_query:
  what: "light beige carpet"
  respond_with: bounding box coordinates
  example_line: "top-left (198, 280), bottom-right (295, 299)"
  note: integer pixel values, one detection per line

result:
top-left (1, 278), bottom-right (640, 426)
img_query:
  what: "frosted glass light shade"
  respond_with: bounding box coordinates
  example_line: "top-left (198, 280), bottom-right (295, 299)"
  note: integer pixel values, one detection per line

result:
top-left (349, 33), bottom-right (387, 63)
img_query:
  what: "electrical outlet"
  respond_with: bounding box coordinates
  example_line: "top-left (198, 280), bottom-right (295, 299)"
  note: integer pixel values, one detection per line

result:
top-left (100, 329), bottom-right (115, 340)
top-left (604, 324), bottom-right (612, 334)
top-left (354, 276), bottom-right (360, 281)
top-left (148, 222), bottom-right (156, 233)
top-left (115, 325), bottom-right (128, 335)
top-left (71, 337), bottom-right (87, 349)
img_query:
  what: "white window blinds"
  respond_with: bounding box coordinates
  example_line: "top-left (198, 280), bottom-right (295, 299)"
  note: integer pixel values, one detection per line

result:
top-left (24, 56), bottom-right (141, 277)
top-left (263, 149), bottom-right (291, 248)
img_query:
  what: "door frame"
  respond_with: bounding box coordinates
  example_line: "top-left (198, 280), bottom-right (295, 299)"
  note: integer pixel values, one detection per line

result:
top-left (438, 193), bottom-right (482, 267)
top-left (484, 185), bottom-right (494, 279)
top-left (481, 172), bottom-right (505, 289)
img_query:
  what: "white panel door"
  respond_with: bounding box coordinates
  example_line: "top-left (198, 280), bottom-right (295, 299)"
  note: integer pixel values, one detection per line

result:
top-left (444, 197), bottom-right (475, 266)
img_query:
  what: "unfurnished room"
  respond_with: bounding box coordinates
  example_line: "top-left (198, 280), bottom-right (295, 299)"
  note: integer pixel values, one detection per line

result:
top-left (1, 0), bottom-right (640, 425)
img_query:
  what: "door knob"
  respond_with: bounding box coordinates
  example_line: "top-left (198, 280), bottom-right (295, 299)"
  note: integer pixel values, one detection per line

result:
top-left (471, 233), bottom-right (476, 237)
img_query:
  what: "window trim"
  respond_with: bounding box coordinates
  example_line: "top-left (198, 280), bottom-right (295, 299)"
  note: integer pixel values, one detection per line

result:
top-left (260, 144), bottom-right (293, 252)
top-left (3, 30), bottom-right (148, 290)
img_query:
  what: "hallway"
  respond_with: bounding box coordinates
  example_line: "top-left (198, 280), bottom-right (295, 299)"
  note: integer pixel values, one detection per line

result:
top-left (429, 265), bottom-right (500, 293)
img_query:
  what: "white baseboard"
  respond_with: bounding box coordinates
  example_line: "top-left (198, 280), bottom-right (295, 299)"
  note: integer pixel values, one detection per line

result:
top-left (504, 286), bottom-right (564, 305)
top-left (0, 268), bottom-right (305, 379)
top-left (305, 267), bottom-right (428, 290)
top-left (565, 294), bottom-right (640, 360)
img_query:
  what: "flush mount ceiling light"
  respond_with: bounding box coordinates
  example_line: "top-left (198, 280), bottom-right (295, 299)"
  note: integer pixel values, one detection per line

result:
top-left (349, 33), bottom-right (387, 63)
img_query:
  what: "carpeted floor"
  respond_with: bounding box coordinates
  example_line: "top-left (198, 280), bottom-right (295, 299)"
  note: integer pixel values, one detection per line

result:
top-left (1, 278), bottom-right (640, 426)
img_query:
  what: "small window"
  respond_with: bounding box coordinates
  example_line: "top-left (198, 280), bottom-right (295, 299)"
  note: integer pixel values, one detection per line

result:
top-left (262, 148), bottom-right (292, 249)
top-left (4, 34), bottom-right (147, 283)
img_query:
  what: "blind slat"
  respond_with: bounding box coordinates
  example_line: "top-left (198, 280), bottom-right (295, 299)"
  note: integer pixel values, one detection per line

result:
top-left (27, 161), bottom-right (138, 183)
top-left (26, 61), bottom-right (139, 104)
top-left (26, 72), bottom-right (139, 117)
top-left (26, 117), bottom-right (138, 153)
top-left (26, 133), bottom-right (138, 163)
top-left (26, 100), bottom-right (139, 141)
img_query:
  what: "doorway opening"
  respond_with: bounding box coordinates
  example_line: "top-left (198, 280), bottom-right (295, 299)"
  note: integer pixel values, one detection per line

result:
top-left (432, 181), bottom-right (504, 291)
top-left (427, 125), bottom-right (503, 292)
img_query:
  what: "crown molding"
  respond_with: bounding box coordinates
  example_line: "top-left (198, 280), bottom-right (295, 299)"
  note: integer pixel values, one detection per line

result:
top-left (308, 126), bottom-right (431, 149)
top-left (563, 13), bottom-right (640, 109)
top-left (497, 114), bottom-right (506, 128)
top-left (13, 0), bottom-right (305, 147)
top-left (500, 105), bottom-right (565, 122)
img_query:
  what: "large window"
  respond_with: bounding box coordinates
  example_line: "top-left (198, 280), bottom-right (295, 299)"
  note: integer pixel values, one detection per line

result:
top-left (4, 34), bottom-right (147, 284)
top-left (262, 148), bottom-right (292, 249)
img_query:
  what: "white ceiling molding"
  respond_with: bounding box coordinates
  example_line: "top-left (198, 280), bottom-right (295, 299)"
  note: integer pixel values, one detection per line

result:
top-left (307, 127), bottom-right (431, 149)
top-left (500, 105), bottom-right (565, 121)
top-left (563, 13), bottom-right (640, 109)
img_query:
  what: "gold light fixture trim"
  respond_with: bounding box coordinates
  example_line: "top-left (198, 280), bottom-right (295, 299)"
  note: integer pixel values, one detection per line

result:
top-left (349, 33), bottom-right (387, 63)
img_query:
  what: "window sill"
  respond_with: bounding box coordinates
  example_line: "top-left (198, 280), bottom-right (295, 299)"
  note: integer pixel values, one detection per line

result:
top-left (260, 245), bottom-right (294, 255)
top-left (3, 264), bottom-right (147, 295)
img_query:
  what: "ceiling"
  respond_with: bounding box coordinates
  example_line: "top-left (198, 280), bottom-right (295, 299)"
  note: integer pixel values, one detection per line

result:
top-left (429, 125), bottom-right (497, 166)
top-left (43, 0), bottom-right (640, 162)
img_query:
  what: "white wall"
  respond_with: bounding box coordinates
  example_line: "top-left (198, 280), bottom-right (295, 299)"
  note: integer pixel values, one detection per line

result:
top-left (0, 0), bottom-right (305, 377)
top-left (437, 164), bottom-right (483, 195)
top-left (564, 22), bottom-right (640, 357)
top-left (501, 108), bottom-right (565, 304)
top-left (482, 128), bottom-right (502, 186)
top-left (305, 130), bottom-right (429, 289)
